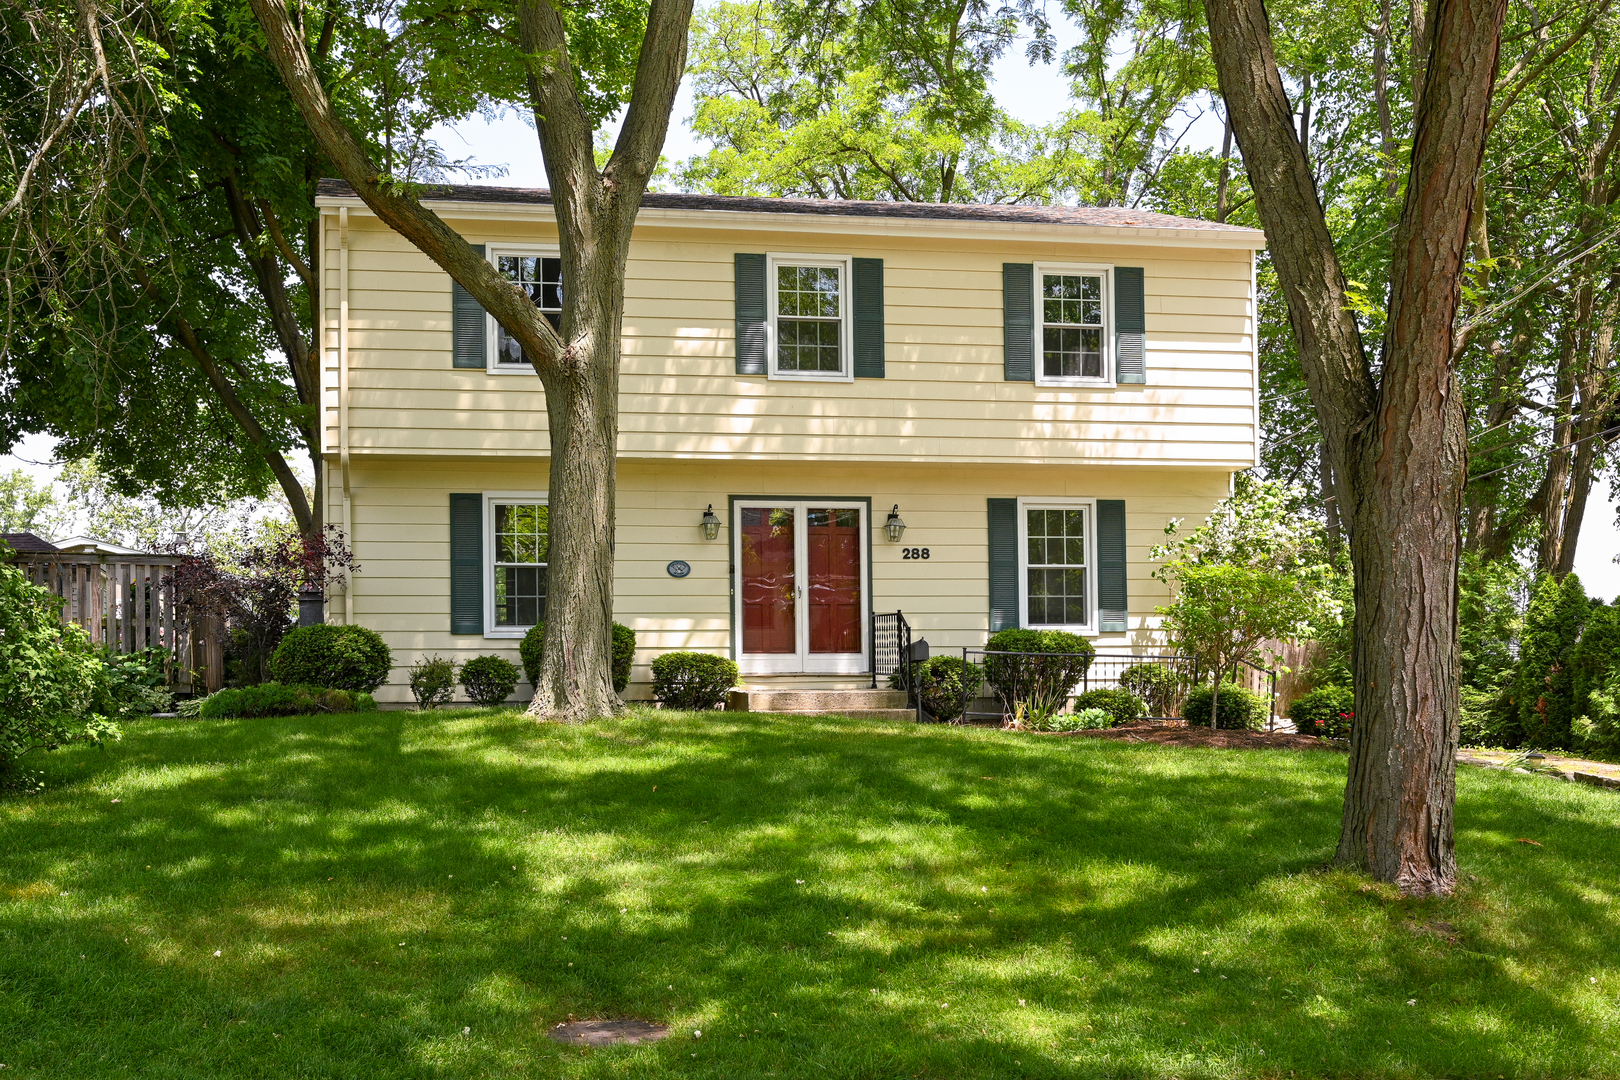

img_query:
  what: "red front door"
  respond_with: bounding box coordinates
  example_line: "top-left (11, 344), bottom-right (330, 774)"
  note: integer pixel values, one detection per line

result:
top-left (741, 507), bottom-right (796, 654)
top-left (807, 508), bottom-right (861, 654)
top-left (736, 502), bottom-right (866, 672)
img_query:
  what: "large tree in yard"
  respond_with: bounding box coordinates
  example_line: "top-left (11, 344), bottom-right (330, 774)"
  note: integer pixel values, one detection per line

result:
top-left (248, 0), bottom-right (694, 720)
top-left (1204, 0), bottom-right (1506, 894)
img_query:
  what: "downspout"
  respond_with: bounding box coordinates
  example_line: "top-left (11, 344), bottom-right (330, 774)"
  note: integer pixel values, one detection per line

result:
top-left (339, 206), bottom-right (353, 624)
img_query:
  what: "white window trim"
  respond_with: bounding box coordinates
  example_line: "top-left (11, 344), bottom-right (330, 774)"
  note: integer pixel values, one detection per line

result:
top-left (483, 490), bottom-right (548, 639)
top-left (485, 245), bottom-right (561, 375)
top-left (766, 252), bottom-right (855, 383)
top-left (1016, 496), bottom-right (1098, 634)
top-left (1032, 263), bottom-right (1114, 388)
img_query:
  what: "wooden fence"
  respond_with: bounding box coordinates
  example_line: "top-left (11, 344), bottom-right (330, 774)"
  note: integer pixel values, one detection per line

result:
top-left (12, 553), bottom-right (224, 693)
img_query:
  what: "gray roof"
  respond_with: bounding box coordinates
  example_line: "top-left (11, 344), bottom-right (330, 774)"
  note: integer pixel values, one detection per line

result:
top-left (2, 531), bottom-right (58, 553)
top-left (315, 179), bottom-right (1259, 234)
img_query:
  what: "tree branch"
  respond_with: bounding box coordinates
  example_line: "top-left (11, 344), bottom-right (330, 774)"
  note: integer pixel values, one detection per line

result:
top-left (246, 0), bottom-right (564, 374)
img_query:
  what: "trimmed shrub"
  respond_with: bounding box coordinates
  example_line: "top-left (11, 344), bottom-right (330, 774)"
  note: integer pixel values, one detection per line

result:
top-left (1289, 685), bottom-right (1353, 738)
top-left (912, 655), bottom-right (982, 723)
top-left (460, 655), bottom-right (519, 707)
top-left (611, 623), bottom-right (636, 693)
top-left (270, 624), bottom-right (391, 693)
top-left (408, 656), bottom-right (457, 710)
top-left (1072, 688), bottom-right (1145, 727)
top-left (1118, 663), bottom-right (1181, 717)
top-left (983, 629), bottom-right (1095, 721)
top-left (198, 683), bottom-right (377, 718)
top-left (1183, 683), bottom-right (1269, 730)
top-left (650, 652), bottom-right (738, 710)
top-left (520, 622), bottom-right (636, 693)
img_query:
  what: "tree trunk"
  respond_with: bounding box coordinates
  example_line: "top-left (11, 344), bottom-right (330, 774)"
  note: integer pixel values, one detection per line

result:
top-left (248, 0), bottom-right (693, 721)
top-left (1204, 0), bottom-right (1505, 896)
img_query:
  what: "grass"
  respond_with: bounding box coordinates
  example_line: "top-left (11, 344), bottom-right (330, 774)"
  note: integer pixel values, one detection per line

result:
top-left (2, 708), bottom-right (1618, 1079)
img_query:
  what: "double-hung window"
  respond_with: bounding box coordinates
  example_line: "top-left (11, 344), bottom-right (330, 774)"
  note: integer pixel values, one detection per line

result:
top-left (769, 254), bottom-right (852, 381)
top-left (1035, 266), bottom-right (1111, 386)
top-left (486, 495), bottom-right (548, 634)
top-left (1018, 499), bottom-right (1094, 630)
top-left (488, 248), bottom-right (562, 371)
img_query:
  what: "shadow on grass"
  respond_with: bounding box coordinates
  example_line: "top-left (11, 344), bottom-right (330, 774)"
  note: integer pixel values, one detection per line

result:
top-left (0, 708), bottom-right (1616, 1078)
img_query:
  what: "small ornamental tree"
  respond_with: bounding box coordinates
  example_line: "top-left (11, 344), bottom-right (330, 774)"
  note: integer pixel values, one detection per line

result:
top-left (1152, 477), bottom-right (1339, 726)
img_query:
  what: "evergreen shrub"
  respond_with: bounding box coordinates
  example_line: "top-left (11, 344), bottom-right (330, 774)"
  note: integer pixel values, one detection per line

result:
top-left (519, 622), bottom-right (636, 693)
top-left (1509, 573), bottom-right (1587, 747)
top-left (1183, 684), bottom-right (1269, 730)
top-left (460, 655), bottom-right (519, 707)
top-left (408, 656), bottom-right (457, 710)
top-left (198, 683), bottom-right (376, 718)
top-left (270, 624), bottom-right (392, 693)
top-left (983, 629), bottom-right (1095, 720)
top-left (909, 656), bottom-right (982, 722)
top-left (1071, 688), bottom-right (1146, 726)
top-left (650, 652), bottom-right (738, 710)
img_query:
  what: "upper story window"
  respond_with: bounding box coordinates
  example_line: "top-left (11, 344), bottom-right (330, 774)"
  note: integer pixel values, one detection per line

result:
top-left (1019, 499), bottom-right (1094, 630)
top-left (770, 254), bottom-right (852, 381)
top-left (489, 248), bottom-right (562, 371)
top-left (1036, 266), bottom-right (1111, 387)
top-left (488, 496), bottom-right (548, 632)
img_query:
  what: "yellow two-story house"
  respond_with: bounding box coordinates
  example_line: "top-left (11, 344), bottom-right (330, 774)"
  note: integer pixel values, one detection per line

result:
top-left (315, 181), bottom-right (1265, 706)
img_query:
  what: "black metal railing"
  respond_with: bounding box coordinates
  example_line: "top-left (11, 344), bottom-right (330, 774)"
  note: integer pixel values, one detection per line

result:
top-left (947, 647), bottom-right (1279, 728)
top-left (871, 610), bottom-right (912, 692)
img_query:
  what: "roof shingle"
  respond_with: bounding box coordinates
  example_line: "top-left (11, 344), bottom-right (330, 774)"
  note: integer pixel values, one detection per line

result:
top-left (314, 179), bottom-right (1261, 235)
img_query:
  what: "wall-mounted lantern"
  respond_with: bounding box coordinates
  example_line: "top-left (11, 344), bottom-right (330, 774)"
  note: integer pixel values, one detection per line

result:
top-left (700, 504), bottom-right (722, 540)
top-left (884, 504), bottom-right (907, 543)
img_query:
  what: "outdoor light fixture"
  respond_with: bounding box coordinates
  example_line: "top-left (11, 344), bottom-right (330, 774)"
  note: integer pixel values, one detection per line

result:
top-left (700, 504), bottom-right (722, 540)
top-left (884, 504), bottom-right (907, 543)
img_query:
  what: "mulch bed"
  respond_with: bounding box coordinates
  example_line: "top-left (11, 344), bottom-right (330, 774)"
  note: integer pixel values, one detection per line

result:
top-left (1053, 719), bottom-right (1342, 751)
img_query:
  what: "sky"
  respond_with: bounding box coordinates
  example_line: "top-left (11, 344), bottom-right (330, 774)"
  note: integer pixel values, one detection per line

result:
top-left (4, 18), bottom-right (1617, 599)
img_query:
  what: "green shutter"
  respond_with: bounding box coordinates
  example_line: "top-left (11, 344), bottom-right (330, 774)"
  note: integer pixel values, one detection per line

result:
top-left (450, 493), bottom-right (483, 634)
top-left (988, 497), bottom-right (1019, 632)
top-left (1097, 499), bottom-right (1127, 632)
top-left (452, 244), bottom-right (487, 369)
top-left (1114, 267), bottom-right (1145, 384)
top-left (1003, 263), bottom-right (1034, 381)
top-left (852, 257), bottom-right (885, 378)
top-left (735, 253), bottom-right (767, 376)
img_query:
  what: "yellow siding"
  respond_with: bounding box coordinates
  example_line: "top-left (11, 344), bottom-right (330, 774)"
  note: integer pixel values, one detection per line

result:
top-left (320, 208), bottom-right (1258, 469)
top-left (329, 456), bottom-right (1230, 706)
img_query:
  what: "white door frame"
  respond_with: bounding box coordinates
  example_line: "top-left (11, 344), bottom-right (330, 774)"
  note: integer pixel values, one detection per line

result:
top-left (731, 498), bottom-right (871, 675)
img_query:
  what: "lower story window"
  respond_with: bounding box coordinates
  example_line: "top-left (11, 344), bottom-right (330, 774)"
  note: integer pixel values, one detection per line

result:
top-left (1024, 504), bottom-right (1089, 627)
top-left (493, 501), bottom-right (548, 627)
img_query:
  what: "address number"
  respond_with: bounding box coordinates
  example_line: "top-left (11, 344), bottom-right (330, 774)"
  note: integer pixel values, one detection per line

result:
top-left (900, 547), bottom-right (931, 560)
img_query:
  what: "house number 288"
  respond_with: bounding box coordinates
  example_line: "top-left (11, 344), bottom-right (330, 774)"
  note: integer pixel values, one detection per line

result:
top-left (900, 547), bottom-right (930, 560)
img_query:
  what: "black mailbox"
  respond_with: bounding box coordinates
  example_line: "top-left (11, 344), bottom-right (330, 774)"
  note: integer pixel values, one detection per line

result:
top-left (907, 638), bottom-right (930, 662)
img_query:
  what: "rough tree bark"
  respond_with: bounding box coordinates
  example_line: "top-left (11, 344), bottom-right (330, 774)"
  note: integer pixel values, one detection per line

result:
top-left (248, 0), bottom-right (694, 720)
top-left (1204, 0), bottom-right (1506, 895)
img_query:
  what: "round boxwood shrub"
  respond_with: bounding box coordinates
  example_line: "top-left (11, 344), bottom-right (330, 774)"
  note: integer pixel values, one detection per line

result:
top-left (1072, 688), bottom-right (1146, 726)
top-left (520, 622), bottom-right (636, 693)
top-left (912, 655), bottom-right (982, 723)
top-left (269, 624), bottom-right (392, 693)
top-left (1183, 683), bottom-right (1269, 730)
top-left (650, 651), bottom-right (739, 710)
top-left (1289, 685), bottom-right (1354, 738)
top-left (983, 629), bottom-right (1095, 718)
top-left (461, 655), bottom-right (520, 707)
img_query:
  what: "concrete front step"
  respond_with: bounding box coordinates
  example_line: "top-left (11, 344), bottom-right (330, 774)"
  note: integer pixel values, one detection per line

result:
top-left (728, 688), bottom-right (908, 714)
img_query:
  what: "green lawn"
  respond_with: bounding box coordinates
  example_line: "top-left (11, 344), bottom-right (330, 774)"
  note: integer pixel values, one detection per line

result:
top-left (3, 709), bottom-right (1617, 1079)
